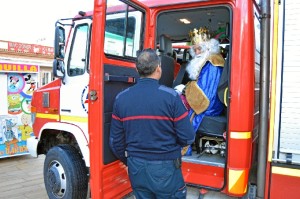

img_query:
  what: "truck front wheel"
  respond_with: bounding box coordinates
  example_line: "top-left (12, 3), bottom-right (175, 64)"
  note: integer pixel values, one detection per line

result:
top-left (44, 145), bottom-right (88, 199)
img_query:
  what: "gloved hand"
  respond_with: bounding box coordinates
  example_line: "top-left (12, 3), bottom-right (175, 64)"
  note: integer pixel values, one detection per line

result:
top-left (174, 84), bottom-right (185, 94)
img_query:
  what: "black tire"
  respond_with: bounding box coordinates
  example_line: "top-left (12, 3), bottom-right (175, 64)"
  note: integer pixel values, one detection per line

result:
top-left (44, 145), bottom-right (88, 199)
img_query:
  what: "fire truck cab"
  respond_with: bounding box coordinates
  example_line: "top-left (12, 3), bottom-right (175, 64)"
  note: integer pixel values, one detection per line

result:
top-left (27, 0), bottom-right (278, 198)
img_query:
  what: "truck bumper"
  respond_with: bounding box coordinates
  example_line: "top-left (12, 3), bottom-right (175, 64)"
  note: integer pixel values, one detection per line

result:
top-left (27, 137), bottom-right (38, 157)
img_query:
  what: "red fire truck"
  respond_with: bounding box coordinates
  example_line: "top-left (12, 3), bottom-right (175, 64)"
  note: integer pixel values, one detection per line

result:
top-left (26, 0), bottom-right (300, 198)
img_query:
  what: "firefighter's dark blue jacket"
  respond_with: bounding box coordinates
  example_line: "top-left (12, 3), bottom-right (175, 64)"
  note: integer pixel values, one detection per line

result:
top-left (109, 78), bottom-right (195, 164)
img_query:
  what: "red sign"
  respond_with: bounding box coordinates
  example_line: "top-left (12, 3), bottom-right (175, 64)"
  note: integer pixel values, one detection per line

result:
top-left (7, 41), bottom-right (54, 56)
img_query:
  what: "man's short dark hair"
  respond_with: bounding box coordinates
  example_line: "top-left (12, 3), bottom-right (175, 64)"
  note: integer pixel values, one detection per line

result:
top-left (136, 49), bottom-right (160, 77)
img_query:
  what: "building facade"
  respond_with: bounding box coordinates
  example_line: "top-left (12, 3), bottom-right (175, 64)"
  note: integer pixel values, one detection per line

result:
top-left (0, 40), bottom-right (53, 158)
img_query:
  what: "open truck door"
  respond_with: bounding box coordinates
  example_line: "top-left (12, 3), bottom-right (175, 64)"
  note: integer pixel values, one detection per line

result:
top-left (88, 0), bottom-right (149, 198)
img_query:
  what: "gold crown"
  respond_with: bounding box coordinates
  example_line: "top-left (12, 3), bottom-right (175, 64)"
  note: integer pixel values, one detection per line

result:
top-left (189, 27), bottom-right (210, 45)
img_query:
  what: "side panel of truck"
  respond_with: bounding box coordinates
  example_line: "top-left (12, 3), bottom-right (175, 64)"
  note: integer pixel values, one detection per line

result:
top-left (268, 0), bottom-right (300, 198)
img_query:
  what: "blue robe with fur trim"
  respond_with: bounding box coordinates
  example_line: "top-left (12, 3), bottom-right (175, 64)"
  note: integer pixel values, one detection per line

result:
top-left (188, 61), bottom-right (224, 132)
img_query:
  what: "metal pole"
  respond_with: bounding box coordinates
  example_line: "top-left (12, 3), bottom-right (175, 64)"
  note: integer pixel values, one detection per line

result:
top-left (256, 0), bottom-right (271, 198)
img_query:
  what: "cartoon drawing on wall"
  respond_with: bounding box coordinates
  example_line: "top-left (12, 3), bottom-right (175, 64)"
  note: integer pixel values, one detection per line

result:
top-left (22, 74), bottom-right (37, 97)
top-left (7, 73), bottom-right (25, 94)
top-left (9, 76), bottom-right (19, 90)
top-left (1, 68), bottom-right (38, 158)
top-left (3, 119), bottom-right (17, 141)
top-left (21, 98), bottom-right (32, 114)
top-left (18, 114), bottom-right (33, 141)
top-left (7, 94), bottom-right (22, 114)
top-left (1, 118), bottom-right (19, 155)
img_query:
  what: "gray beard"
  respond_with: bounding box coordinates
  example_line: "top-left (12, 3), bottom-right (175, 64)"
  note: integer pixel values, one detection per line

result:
top-left (186, 54), bottom-right (208, 80)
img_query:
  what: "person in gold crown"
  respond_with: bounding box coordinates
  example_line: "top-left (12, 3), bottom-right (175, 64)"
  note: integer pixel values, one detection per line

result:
top-left (175, 27), bottom-right (225, 150)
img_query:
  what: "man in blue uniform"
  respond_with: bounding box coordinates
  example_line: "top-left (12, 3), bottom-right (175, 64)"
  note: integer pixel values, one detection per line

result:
top-left (110, 49), bottom-right (195, 199)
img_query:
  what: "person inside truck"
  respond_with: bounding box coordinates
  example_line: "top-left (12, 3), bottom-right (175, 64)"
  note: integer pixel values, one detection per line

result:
top-left (175, 27), bottom-right (225, 153)
top-left (109, 48), bottom-right (194, 199)
top-left (187, 28), bottom-right (225, 129)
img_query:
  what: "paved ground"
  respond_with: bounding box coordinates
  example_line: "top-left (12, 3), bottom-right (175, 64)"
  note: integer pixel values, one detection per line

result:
top-left (0, 154), bottom-right (236, 199)
top-left (0, 154), bottom-right (47, 199)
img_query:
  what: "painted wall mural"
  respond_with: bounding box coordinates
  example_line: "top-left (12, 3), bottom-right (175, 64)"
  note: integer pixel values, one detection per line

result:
top-left (0, 72), bottom-right (37, 158)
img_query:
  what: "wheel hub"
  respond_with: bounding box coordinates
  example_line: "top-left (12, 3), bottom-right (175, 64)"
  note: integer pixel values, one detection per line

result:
top-left (47, 161), bottom-right (67, 198)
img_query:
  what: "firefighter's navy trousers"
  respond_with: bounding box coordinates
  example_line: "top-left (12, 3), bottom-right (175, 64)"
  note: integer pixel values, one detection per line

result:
top-left (127, 156), bottom-right (187, 199)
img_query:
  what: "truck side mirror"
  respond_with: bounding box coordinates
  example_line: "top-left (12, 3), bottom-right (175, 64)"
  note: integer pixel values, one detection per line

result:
top-left (53, 26), bottom-right (66, 81)
top-left (54, 26), bottom-right (65, 59)
top-left (53, 59), bottom-right (65, 84)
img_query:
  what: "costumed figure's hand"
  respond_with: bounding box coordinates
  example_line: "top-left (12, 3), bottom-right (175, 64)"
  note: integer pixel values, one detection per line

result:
top-left (174, 84), bottom-right (185, 95)
top-left (181, 145), bottom-right (190, 156)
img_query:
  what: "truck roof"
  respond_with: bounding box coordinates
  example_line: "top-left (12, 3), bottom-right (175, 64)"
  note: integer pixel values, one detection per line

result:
top-left (72, 0), bottom-right (230, 44)
top-left (140, 0), bottom-right (213, 7)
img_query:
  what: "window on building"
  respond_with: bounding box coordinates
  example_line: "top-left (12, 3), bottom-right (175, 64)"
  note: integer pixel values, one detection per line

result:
top-left (41, 71), bottom-right (52, 86)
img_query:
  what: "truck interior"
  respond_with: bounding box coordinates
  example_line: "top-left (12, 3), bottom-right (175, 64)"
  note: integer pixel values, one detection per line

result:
top-left (155, 6), bottom-right (231, 171)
